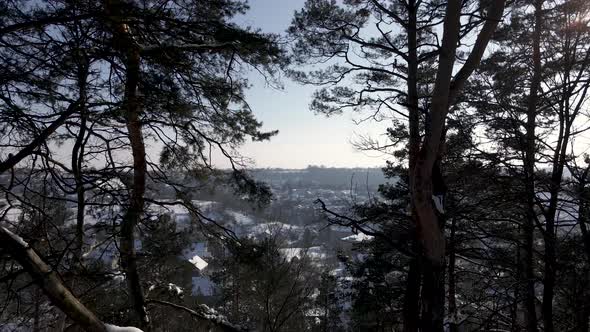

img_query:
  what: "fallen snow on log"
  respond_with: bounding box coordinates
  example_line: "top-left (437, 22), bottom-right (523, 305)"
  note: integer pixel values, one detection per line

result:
top-left (167, 283), bottom-right (183, 295)
top-left (105, 324), bottom-right (144, 332)
top-left (195, 304), bottom-right (242, 330)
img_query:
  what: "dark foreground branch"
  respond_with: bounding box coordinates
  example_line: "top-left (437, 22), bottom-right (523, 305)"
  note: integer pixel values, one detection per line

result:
top-left (147, 299), bottom-right (247, 332)
top-left (0, 227), bottom-right (108, 332)
top-left (314, 198), bottom-right (416, 257)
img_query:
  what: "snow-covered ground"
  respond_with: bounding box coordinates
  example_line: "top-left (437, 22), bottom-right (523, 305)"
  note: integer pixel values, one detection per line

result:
top-left (280, 246), bottom-right (327, 261)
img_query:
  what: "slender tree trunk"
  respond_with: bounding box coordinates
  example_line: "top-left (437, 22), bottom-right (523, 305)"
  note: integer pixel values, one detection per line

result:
top-left (57, 51), bottom-right (90, 332)
top-left (403, 0), bottom-right (423, 329)
top-left (542, 12), bottom-right (579, 331)
top-left (578, 184), bottom-right (590, 331)
top-left (448, 217), bottom-right (459, 332)
top-left (522, 0), bottom-right (542, 330)
top-left (574, 268), bottom-right (590, 332)
top-left (120, 49), bottom-right (150, 328)
top-left (33, 287), bottom-right (41, 332)
top-left (407, 0), bottom-right (420, 175)
top-left (72, 56), bottom-right (89, 264)
top-left (518, 220), bottom-right (537, 332)
top-left (512, 245), bottom-right (521, 332)
top-left (579, 183), bottom-right (590, 261)
top-left (104, 0), bottom-right (149, 327)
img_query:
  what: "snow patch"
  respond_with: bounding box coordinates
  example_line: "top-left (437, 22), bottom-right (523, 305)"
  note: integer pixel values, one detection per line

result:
top-left (194, 304), bottom-right (242, 329)
top-left (167, 283), bottom-right (183, 295)
top-left (111, 272), bottom-right (125, 283)
top-left (250, 222), bottom-right (301, 236)
top-left (227, 210), bottom-right (255, 225)
top-left (341, 233), bottom-right (374, 243)
top-left (280, 246), bottom-right (326, 261)
top-left (105, 324), bottom-right (144, 332)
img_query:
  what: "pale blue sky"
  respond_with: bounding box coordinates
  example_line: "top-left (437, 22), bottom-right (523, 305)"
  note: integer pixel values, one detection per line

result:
top-left (233, 0), bottom-right (390, 168)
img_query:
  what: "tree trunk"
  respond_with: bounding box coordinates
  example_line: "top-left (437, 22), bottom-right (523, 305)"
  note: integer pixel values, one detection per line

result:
top-left (403, 253), bottom-right (422, 332)
top-left (512, 246), bottom-right (521, 332)
top-left (403, 0), bottom-right (422, 329)
top-left (541, 5), bottom-right (581, 330)
top-left (448, 217), bottom-right (459, 332)
top-left (72, 57), bottom-right (89, 264)
top-left (522, 0), bottom-right (542, 330)
top-left (420, 260), bottom-right (446, 332)
top-left (104, 0), bottom-right (150, 327)
top-left (578, 184), bottom-right (590, 331)
top-left (410, 0), bottom-right (462, 328)
top-left (574, 268), bottom-right (590, 332)
top-left (0, 227), bottom-right (108, 332)
top-left (409, 0), bottom-right (506, 329)
top-left (33, 287), bottom-right (41, 332)
top-left (120, 47), bottom-right (150, 329)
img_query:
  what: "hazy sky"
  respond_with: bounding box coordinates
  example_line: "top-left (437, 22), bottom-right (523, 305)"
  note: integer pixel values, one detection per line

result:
top-left (231, 0), bottom-right (390, 169)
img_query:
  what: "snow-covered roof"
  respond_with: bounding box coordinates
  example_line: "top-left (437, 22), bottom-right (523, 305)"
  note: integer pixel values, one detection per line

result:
top-left (249, 222), bottom-right (301, 236)
top-left (341, 233), bottom-right (374, 243)
top-left (227, 210), bottom-right (255, 225)
top-left (188, 255), bottom-right (208, 270)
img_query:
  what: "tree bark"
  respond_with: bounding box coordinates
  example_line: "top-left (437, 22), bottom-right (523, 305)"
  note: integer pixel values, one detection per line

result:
top-left (120, 54), bottom-right (150, 328)
top-left (104, 0), bottom-right (150, 327)
top-left (448, 217), bottom-right (459, 332)
top-left (578, 182), bottom-right (590, 331)
top-left (411, 0), bottom-right (461, 265)
top-left (403, 253), bottom-right (422, 332)
top-left (410, 0), bottom-right (461, 326)
top-left (420, 259), bottom-right (446, 332)
top-left (522, 0), bottom-right (542, 330)
top-left (403, 0), bottom-right (423, 329)
top-left (72, 57), bottom-right (89, 264)
top-left (541, 4), bottom-right (583, 330)
top-left (574, 268), bottom-right (590, 332)
top-left (409, 0), bottom-right (506, 330)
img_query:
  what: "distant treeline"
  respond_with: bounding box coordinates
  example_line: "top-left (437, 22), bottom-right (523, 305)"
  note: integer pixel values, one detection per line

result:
top-left (250, 166), bottom-right (387, 190)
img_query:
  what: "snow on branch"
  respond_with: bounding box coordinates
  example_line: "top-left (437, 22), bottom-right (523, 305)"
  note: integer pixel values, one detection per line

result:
top-left (148, 299), bottom-right (247, 332)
